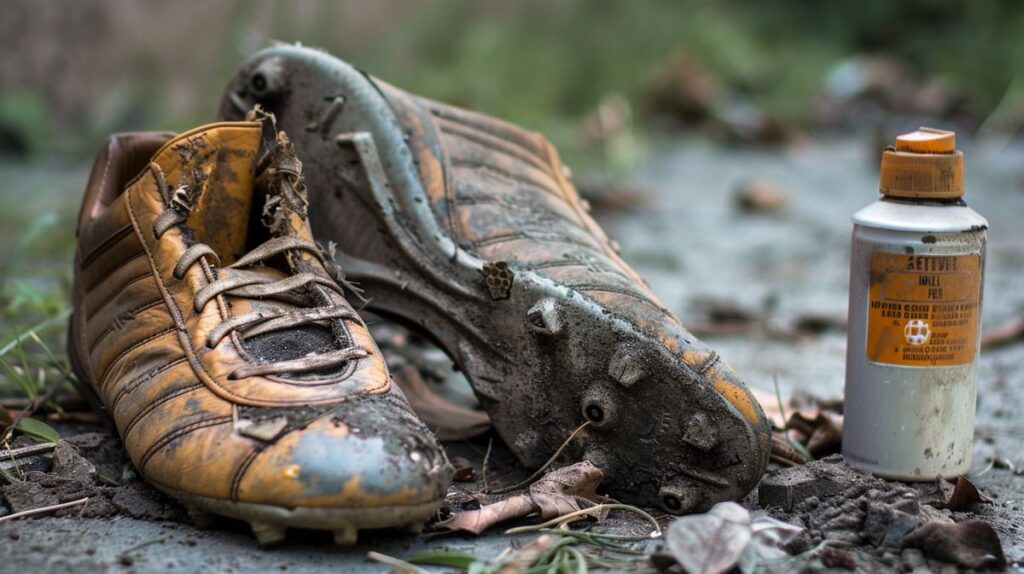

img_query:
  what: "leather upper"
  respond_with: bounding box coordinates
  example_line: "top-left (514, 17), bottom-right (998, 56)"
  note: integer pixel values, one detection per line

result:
top-left (378, 85), bottom-right (767, 432)
top-left (70, 122), bottom-right (447, 509)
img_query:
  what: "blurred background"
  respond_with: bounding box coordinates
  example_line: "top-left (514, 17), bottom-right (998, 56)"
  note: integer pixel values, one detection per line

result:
top-left (2, 0), bottom-right (1024, 406)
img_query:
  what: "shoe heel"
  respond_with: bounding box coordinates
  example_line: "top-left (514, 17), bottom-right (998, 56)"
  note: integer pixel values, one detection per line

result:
top-left (66, 316), bottom-right (118, 433)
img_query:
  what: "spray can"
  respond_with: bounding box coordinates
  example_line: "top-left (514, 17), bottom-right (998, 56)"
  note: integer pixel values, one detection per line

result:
top-left (843, 128), bottom-right (987, 480)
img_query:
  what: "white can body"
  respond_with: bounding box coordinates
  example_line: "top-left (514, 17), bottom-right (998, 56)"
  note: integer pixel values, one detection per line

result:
top-left (843, 199), bottom-right (987, 480)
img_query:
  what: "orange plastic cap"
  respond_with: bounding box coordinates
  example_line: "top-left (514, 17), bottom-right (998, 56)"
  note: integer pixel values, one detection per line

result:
top-left (895, 127), bottom-right (956, 153)
top-left (879, 127), bottom-right (963, 199)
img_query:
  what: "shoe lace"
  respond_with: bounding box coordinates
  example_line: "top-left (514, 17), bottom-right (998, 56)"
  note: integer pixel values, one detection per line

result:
top-left (150, 173), bottom-right (368, 381)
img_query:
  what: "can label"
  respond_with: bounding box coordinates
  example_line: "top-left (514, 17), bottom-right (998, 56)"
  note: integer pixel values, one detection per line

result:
top-left (866, 252), bottom-right (981, 366)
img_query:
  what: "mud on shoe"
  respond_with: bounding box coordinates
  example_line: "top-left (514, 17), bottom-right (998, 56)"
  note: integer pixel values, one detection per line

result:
top-left (221, 46), bottom-right (772, 514)
top-left (68, 119), bottom-right (449, 544)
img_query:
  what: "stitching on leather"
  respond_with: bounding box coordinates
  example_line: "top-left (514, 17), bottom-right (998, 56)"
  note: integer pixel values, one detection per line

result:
top-left (472, 231), bottom-right (599, 251)
top-left (98, 326), bottom-right (177, 390)
top-left (140, 416), bottom-right (232, 471)
top-left (84, 249), bottom-right (146, 292)
top-left (449, 158), bottom-right (562, 200)
top-left (87, 298), bottom-right (165, 355)
top-left (696, 351), bottom-right (721, 376)
top-left (428, 104), bottom-right (542, 158)
top-left (127, 159), bottom-right (387, 405)
top-left (523, 260), bottom-right (635, 283)
top-left (85, 271), bottom-right (156, 321)
top-left (401, 91), bottom-right (460, 243)
top-left (538, 137), bottom-right (623, 263)
top-left (437, 117), bottom-right (551, 174)
top-left (452, 182), bottom-right (592, 235)
top-left (567, 283), bottom-right (669, 313)
top-left (80, 223), bottom-right (134, 270)
top-left (122, 382), bottom-right (204, 439)
top-left (230, 448), bottom-right (262, 502)
top-left (111, 356), bottom-right (188, 412)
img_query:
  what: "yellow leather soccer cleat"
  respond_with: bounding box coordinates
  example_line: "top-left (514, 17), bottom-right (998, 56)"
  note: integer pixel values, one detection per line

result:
top-left (68, 120), bottom-right (449, 544)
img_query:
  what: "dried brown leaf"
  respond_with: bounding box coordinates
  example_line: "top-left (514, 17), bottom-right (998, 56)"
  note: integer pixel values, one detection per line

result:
top-left (529, 461), bottom-right (606, 519)
top-left (392, 366), bottom-right (492, 440)
top-left (665, 502), bottom-right (752, 574)
top-left (903, 520), bottom-right (1006, 570)
top-left (786, 409), bottom-right (843, 456)
top-left (806, 412), bottom-right (843, 456)
top-left (452, 464), bottom-right (477, 483)
top-left (435, 495), bottom-right (536, 535)
top-left (927, 476), bottom-right (992, 511)
top-left (435, 461), bottom-right (606, 535)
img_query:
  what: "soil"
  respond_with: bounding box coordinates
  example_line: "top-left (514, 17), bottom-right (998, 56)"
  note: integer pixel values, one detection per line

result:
top-left (2, 136), bottom-right (1024, 572)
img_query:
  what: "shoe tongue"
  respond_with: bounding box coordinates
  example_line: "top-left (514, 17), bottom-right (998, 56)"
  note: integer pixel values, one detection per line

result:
top-left (150, 121), bottom-right (263, 264)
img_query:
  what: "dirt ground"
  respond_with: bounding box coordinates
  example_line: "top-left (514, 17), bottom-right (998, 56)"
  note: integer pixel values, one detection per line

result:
top-left (1, 135), bottom-right (1022, 572)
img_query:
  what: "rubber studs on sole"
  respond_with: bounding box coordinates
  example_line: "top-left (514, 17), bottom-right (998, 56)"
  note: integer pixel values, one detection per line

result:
top-left (332, 524), bottom-right (358, 546)
top-left (184, 503), bottom-right (215, 529)
top-left (250, 521), bottom-right (288, 546)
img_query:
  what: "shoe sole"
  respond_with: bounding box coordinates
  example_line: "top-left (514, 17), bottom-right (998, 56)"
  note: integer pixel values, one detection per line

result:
top-left (221, 46), bottom-right (769, 513)
top-left (66, 316), bottom-right (443, 545)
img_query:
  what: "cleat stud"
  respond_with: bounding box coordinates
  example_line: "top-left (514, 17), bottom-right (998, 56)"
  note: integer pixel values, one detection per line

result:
top-left (184, 503), bottom-right (215, 529)
top-left (526, 298), bottom-right (561, 335)
top-left (681, 412), bottom-right (719, 451)
top-left (608, 345), bottom-right (645, 387)
top-left (332, 525), bottom-right (358, 546)
top-left (250, 521), bottom-right (287, 546)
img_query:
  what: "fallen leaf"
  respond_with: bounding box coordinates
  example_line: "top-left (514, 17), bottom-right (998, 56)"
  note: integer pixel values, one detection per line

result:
top-left (436, 462), bottom-right (606, 535)
top-left (665, 502), bottom-right (752, 574)
top-left (750, 515), bottom-right (803, 554)
top-left (392, 366), bottom-right (492, 440)
top-left (451, 458), bottom-right (477, 483)
top-left (435, 495), bottom-right (536, 535)
top-left (926, 476), bottom-right (992, 511)
top-left (15, 416), bottom-right (60, 443)
top-left (786, 410), bottom-right (843, 457)
top-left (806, 413), bottom-right (843, 456)
top-left (902, 521), bottom-right (1006, 570)
top-left (769, 433), bottom-right (809, 466)
top-left (529, 460), bottom-right (606, 518)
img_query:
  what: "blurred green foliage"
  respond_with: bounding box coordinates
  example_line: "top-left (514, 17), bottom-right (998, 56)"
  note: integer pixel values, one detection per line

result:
top-left (2, 0), bottom-right (1023, 161)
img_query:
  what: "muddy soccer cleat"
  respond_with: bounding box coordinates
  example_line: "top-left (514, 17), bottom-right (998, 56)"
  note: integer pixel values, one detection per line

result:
top-left (220, 46), bottom-right (772, 513)
top-left (68, 119), bottom-right (449, 544)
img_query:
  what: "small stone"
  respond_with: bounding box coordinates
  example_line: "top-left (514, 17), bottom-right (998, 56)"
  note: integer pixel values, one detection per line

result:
top-left (758, 465), bottom-right (843, 512)
top-left (51, 441), bottom-right (96, 481)
top-left (735, 179), bottom-right (789, 213)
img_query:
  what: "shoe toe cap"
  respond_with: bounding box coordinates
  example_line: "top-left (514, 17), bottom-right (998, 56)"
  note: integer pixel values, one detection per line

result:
top-left (236, 395), bottom-right (449, 511)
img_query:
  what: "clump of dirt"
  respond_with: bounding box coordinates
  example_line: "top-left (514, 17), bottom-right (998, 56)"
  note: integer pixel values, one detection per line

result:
top-left (1, 431), bottom-right (186, 522)
top-left (758, 455), bottom-right (1006, 570)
